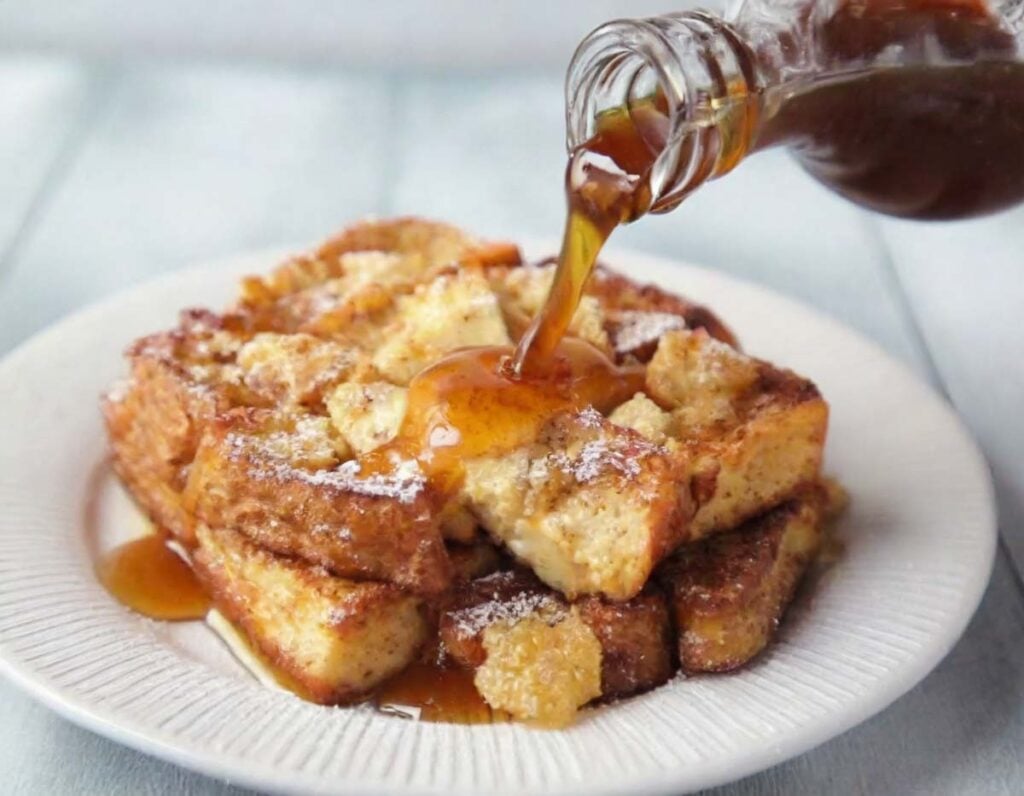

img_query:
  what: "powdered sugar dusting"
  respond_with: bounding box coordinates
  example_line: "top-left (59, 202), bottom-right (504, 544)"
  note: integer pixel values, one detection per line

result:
top-left (613, 311), bottom-right (687, 354)
top-left (571, 439), bottom-right (642, 482)
top-left (576, 406), bottom-right (604, 429)
top-left (547, 440), bottom-right (644, 484)
top-left (294, 458), bottom-right (426, 503)
top-left (452, 574), bottom-right (565, 637)
top-left (230, 428), bottom-right (426, 503)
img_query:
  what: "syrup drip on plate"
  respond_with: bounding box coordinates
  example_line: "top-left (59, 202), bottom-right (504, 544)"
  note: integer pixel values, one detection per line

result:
top-left (96, 534), bottom-right (210, 621)
top-left (375, 661), bottom-right (506, 724)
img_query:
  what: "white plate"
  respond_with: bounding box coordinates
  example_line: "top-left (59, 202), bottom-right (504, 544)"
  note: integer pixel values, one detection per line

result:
top-left (0, 245), bottom-right (996, 796)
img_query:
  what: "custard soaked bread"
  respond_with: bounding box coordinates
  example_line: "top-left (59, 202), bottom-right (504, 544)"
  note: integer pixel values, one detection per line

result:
top-left (460, 408), bottom-right (691, 601)
top-left (196, 520), bottom-right (499, 705)
top-left (488, 261), bottom-right (738, 361)
top-left (237, 217), bottom-right (520, 342)
top-left (322, 333), bottom-right (824, 602)
top-left (105, 219), bottom-right (517, 546)
top-left (438, 491), bottom-right (829, 725)
top-left (102, 216), bottom-right (838, 725)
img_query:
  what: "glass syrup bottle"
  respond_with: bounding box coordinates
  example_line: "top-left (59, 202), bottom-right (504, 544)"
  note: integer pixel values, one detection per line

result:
top-left (512, 0), bottom-right (1023, 369)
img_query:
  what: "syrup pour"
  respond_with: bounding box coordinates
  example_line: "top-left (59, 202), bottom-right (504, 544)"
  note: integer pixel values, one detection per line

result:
top-left (513, 96), bottom-right (668, 372)
top-left (96, 534), bottom-right (210, 621)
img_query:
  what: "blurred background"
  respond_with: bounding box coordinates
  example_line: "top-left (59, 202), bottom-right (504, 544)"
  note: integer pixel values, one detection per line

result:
top-left (0, 3), bottom-right (1022, 795)
top-left (0, 1), bottom-right (706, 67)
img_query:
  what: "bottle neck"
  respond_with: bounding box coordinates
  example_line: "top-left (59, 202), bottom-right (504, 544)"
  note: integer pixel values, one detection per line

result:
top-left (565, 11), bottom-right (765, 214)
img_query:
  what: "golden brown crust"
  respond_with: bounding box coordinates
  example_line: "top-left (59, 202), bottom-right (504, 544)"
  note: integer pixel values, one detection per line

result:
top-left (439, 569), bottom-right (544, 669)
top-left (237, 218), bottom-right (521, 334)
top-left (315, 216), bottom-right (521, 271)
top-left (639, 329), bottom-right (829, 540)
top-left (575, 590), bottom-right (674, 699)
top-left (102, 310), bottom-right (260, 542)
top-left (659, 489), bottom-right (824, 672)
top-left (193, 525), bottom-right (428, 704)
top-left (184, 408), bottom-right (451, 595)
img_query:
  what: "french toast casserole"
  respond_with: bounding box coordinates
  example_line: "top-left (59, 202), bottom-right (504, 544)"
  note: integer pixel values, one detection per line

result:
top-left (102, 217), bottom-right (843, 727)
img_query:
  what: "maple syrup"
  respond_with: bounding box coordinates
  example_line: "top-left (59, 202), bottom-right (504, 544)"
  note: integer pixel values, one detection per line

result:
top-left (516, 0), bottom-right (1024, 372)
top-left (512, 98), bottom-right (669, 371)
top-left (375, 661), bottom-right (504, 723)
top-left (368, 339), bottom-right (644, 494)
top-left (96, 534), bottom-right (210, 621)
top-left (754, 0), bottom-right (1024, 219)
top-left (760, 59), bottom-right (1024, 219)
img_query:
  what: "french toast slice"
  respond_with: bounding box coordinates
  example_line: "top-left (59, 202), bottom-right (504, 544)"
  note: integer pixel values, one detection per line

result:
top-left (439, 569), bottom-right (673, 726)
top-left (103, 312), bottom-right (359, 544)
top-left (457, 326), bottom-right (825, 602)
top-left (193, 524), bottom-right (429, 704)
top-left (613, 328), bottom-right (829, 538)
top-left (460, 408), bottom-right (692, 601)
top-left (183, 407), bottom-right (452, 595)
top-left (658, 490), bottom-right (824, 672)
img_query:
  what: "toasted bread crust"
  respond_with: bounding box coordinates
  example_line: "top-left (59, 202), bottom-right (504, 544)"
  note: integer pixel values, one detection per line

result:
top-left (184, 408), bottom-right (451, 595)
top-left (237, 218), bottom-right (521, 335)
top-left (659, 490), bottom-right (824, 672)
top-left (102, 310), bottom-right (259, 542)
top-left (588, 267), bottom-right (739, 359)
top-left (631, 329), bottom-right (829, 541)
top-left (194, 525), bottom-right (428, 703)
top-left (575, 590), bottom-right (674, 699)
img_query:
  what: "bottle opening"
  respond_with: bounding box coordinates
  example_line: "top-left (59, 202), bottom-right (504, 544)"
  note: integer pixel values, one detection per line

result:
top-left (565, 14), bottom-right (763, 215)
